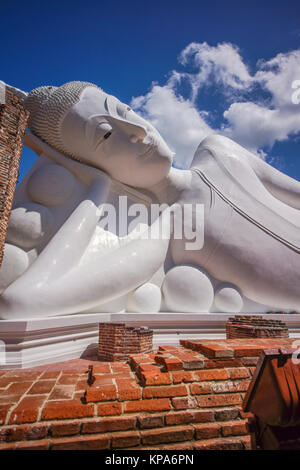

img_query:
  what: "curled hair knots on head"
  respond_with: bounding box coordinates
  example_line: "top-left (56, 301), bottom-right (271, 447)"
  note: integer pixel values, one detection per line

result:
top-left (25, 81), bottom-right (101, 159)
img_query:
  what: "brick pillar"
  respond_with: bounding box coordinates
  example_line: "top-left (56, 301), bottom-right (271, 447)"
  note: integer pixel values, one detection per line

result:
top-left (98, 323), bottom-right (153, 361)
top-left (226, 315), bottom-right (289, 339)
top-left (0, 88), bottom-right (29, 266)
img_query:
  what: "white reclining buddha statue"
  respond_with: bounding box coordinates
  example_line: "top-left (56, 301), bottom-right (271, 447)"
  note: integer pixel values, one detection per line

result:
top-left (0, 80), bottom-right (300, 319)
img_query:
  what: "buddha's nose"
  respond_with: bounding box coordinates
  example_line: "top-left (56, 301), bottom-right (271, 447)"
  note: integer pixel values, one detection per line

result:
top-left (108, 116), bottom-right (147, 143)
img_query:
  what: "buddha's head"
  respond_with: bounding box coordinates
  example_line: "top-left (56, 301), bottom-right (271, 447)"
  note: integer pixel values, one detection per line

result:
top-left (25, 81), bottom-right (173, 188)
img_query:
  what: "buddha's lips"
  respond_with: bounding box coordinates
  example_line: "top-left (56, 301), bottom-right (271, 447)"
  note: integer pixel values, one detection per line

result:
top-left (138, 134), bottom-right (158, 157)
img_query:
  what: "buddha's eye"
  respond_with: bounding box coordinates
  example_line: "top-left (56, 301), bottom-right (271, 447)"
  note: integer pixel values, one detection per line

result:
top-left (104, 131), bottom-right (112, 139)
top-left (117, 103), bottom-right (131, 119)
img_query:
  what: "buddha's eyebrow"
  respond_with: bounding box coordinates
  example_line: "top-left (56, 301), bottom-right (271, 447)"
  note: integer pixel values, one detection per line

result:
top-left (104, 97), bottom-right (109, 113)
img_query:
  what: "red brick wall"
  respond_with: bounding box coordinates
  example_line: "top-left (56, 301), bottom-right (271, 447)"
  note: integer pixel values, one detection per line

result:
top-left (0, 89), bottom-right (29, 266)
top-left (98, 323), bottom-right (153, 361)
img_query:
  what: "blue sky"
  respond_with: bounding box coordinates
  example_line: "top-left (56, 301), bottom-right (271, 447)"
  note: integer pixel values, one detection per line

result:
top-left (1, 0), bottom-right (300, 181)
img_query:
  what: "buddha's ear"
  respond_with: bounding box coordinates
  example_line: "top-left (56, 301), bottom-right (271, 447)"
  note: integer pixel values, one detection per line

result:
top-left (23, 129), bottom-right (43, 156)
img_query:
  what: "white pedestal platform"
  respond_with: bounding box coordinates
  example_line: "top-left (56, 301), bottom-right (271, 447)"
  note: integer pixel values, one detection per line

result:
top-left (1, 312), bottom-right (300, 369)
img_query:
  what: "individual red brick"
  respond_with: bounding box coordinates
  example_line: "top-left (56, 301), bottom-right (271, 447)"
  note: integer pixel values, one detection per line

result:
top-left (193, 409), bottom-right (215, 423)
top-left (4, 371), bottom-right (41, 380)
top-left (92, 364), bottom-right (111, 374)
top-left (82, 416), bottom-right (136, 433)
top-left (197, 344), bottom-right (234, 358)
top-left (165, 410), bottom-right (214, 426)
top-left (0, 404), bottom-right (12, 425)
top-left (0, 425), bottom-right (25, 442)
top-left (0, 377), bottom-right (21, 388)
top-left (204, 359), bottom-right (242, 369)
top-left (233, 346), bottom-right (263, 357)
top-left (221, 420), bottom-right (248, 437)
top-left (190, 382), bottom-right (212, 395)
top-left (180, 357), bottom-right (205, 370)
top-left (193, 369), bottom-right (229, 381)
top-left (111, 431), bottom-right (140, 448)
top-left (113, 371), bottom-right (134, 379)
top-left (49, 384), bottom-right (75, 400)
top-left (211, 380), bottom-right (251, 394)
top-left (141, 425), bottom-right (194, 445)
top-left (137, 414), bottom-right (165, 429)
top-left (5, 381), bottom-right (33, 395)
top-left (9, 396), bottom-right (46, 424)
top-left (16, 439), bottom-right (50, 450)
top-left (227, 367), bottom-right (250, 379)
top-left (172, 371), bottom-right (194, 384)
top-left (162, 358), bottom-right (183, 371)
top-left (84, 383), bottom-right (117, 402)
top-left (0, 423), bottom-right (48, 442)
top-left (194, 423), bottom-right (220, 439)
top-left (42, 399), bottom-right (94, 421)
top-left (28, 380), bottom-right (56, 395)
top-left (241, 357), bottom-right (259, 366)
top-left (91, 375), bottom-right (113, 385)
top-left (0, 394), bottom-right (22, 405)
top-left (139, 363), bottom-right (161, 372)
top-left (124, 398), bottom-right (171, 413)
top-left (57, 374), bottom-right (80, 385)
top-left (171, 396), bottom-right (198, 410)
top-left (165, 411), bottom-right (195, 425)
top-left (117, 381), bottom-right (141, 401)
top-left (130, 355), bottom-right (152, 368)
top-left (197, 393), bottom-right (242, 408)
top-left (158, 346), bottom-right (179, 352)
top-left (215, 407), bottom-right (239, 421)
top-left (51, 421), bottom-right (81, 437)
top-left (140, 371), bottom-right (172, 386)
top-left (235, 380), bottom-right (251, 392)
top-left (40, 371), bottom-right (61, 380)
top-left (193, 437), bottom-right (244, 450)
top-left (143, 384), bottom-right (187, 399)
top-left (97, 402), bottom-right (122, 416)
top-left (110, 363), bottom-right (131, 372)
top-left (51, 434), bottom-right (110, 450)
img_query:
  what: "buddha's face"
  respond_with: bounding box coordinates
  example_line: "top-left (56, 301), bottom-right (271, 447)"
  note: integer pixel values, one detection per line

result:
top-left (61, 87), bottom-right (173, 188)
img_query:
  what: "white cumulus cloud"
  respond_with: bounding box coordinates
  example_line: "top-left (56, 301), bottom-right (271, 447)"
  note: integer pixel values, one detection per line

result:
top-left (131, 42), bottom-right (300, 169)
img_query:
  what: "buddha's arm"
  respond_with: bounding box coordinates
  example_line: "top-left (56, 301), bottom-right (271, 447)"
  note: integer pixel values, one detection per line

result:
top-left (0, 207), bottom-right (171, 318)
top-left (250, 156), bottom-right (300, 210)
top-left (20, 175), bottom-right (111, 284)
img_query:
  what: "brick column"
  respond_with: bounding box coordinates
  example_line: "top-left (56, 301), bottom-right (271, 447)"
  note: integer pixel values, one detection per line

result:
top-left (226, 315), bottom-right (289, 339)
top-left (0, 89), bottom-right (29, 266)
top-left (98, 323), bottom-right (153, 361)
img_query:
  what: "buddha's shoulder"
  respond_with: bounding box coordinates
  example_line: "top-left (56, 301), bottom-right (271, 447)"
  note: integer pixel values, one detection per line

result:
top-left (191, 134), bottom-right (255, 169)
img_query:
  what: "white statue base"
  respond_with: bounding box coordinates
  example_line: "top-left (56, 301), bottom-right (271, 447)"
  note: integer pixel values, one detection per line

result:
top-left (1, 313), bottom-right (300, 369)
